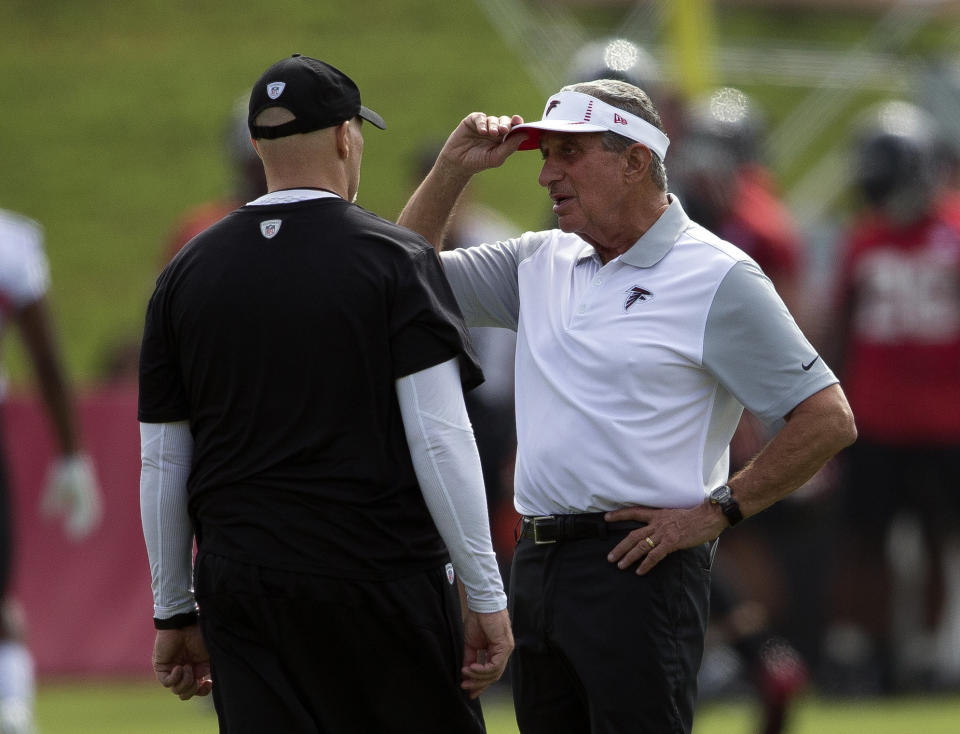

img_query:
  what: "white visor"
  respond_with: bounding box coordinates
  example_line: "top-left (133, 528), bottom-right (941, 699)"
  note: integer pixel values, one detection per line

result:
top-left (508, 90), bottom-right (669, 161)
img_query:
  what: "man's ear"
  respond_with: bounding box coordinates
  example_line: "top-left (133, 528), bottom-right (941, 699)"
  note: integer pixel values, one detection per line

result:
top-left (335, 120), bottom-right (351, 159)
top-left (623, 143), bottom-right (653, 182)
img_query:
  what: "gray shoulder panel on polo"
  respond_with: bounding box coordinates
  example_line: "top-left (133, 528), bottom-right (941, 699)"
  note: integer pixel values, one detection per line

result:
top-left (441, 232), bottom-right (547, 330)
top-left (703, 260), bottom-right (837, 426)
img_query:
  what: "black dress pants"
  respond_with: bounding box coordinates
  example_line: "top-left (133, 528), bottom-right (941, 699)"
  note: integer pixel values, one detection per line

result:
top-left (510, 535), bottom-right (711, 734)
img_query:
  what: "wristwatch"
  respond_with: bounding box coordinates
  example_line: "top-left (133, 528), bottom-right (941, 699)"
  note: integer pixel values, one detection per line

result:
top-left (709, 484), bottom-right (743, 526)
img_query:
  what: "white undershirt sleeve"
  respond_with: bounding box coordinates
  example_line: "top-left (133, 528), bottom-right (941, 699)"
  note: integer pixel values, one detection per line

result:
top-left (396, 358), bottom-right (508, 613)
top-left (139, 420), bottom-right (197, 619)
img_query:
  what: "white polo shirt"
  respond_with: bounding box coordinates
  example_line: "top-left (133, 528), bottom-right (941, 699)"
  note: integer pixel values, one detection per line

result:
top-left (441, 196), bottom-right (837, 515)
top-left (0, 209), bottom-right (50, 398)
top-left (0, 209), bottom-right (48, 320)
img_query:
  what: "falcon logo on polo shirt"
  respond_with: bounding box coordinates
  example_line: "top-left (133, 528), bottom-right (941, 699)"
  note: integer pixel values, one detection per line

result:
top-left (266, 81), bottom-right (286, 99)
top-left (624, 285), bottom-right (653, 310)
top-left (259, 219), bottom-right (282, 239)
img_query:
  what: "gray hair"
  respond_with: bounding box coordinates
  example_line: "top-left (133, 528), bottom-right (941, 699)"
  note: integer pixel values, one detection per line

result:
top-left (561, 79), bottom-right (668, 191)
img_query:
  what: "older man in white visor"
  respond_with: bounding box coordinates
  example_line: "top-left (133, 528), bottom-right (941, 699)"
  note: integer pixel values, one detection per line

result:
top-left (400, 80), bottom-right (856, 734)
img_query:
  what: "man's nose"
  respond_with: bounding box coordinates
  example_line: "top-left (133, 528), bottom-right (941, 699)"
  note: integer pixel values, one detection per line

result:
top-left (538, 159), bottom-right (560, 187)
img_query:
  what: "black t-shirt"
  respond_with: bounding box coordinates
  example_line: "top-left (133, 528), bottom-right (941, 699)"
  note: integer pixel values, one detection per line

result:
top-left (138, 196), bottom-right (483, 579)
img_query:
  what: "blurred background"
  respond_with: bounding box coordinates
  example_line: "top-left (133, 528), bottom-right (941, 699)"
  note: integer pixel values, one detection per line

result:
top-left (2, 0), bottom-right (960, 732)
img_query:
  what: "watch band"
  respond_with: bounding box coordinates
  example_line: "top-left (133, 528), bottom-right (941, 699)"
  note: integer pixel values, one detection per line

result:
top-left (711, 484), bottom-right (743, 526)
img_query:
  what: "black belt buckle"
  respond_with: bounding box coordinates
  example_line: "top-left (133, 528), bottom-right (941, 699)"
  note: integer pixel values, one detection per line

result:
top-left (530, 515), bottom-right (558, 544)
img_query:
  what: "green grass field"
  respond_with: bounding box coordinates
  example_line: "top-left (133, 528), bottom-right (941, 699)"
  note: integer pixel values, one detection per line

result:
top-left (32, 678), bottom-right (960, 733)
top-left (1, 1), bottom-right (957, 387)
top-left (0, 0), bottom-right (544, 387)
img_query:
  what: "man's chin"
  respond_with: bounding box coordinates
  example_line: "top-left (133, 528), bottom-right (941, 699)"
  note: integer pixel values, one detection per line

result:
top-left (555, 214), bottom-right (578, 233)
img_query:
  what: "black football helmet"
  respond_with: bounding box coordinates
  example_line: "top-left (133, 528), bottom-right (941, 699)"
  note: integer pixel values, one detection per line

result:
top-left (683, 86), bottom-right (765, 166)
top-left (670, 88), bottom-right (765, 229)
top-left (852, 100), bottom-right (944, 224)
top-left (567, 38), bottom-right (661, 91)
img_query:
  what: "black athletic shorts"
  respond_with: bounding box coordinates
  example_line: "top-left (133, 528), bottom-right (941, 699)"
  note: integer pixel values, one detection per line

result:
top-left (195, 551), bottom-right (485, 734)
top-left (509, 535), bottom-right (711, 734)
top-left (840, 440), bottom-right (960, 540)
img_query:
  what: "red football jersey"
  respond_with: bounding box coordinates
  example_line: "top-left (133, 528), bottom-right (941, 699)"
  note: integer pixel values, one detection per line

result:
top-left (836, 199), bottom-right (960, 443)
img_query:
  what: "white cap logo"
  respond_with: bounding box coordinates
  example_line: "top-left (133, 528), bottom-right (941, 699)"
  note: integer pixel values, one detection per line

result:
top-left (266, 81), bottom-right (286, 99)
top-left (259, 219), bottom-right (282, 239)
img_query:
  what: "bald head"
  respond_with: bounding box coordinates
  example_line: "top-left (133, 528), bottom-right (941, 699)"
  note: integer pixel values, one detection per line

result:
top-left (253, 107), bottom-right (336, 166)
top-left (251, 108), bottom-right (364, 200)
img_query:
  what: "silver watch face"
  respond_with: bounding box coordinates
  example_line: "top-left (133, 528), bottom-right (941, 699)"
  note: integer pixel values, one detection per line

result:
top-left (711, 485), bottom-right (731, 504)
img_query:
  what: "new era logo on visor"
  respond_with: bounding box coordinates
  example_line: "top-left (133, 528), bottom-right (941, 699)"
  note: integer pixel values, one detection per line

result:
top-left (266, 81), bottom-right (286, 99)
top-left (260, 219), bottom-right (282, 239)
top-left (613, 113), bottom-right (629, 125)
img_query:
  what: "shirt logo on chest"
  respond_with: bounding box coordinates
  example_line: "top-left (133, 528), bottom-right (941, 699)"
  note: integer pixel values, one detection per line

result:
top-left (624, 285), bottom-right (653, 311)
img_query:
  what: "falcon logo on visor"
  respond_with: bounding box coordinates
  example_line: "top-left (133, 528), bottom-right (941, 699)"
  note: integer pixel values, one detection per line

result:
top-left (545, 100), bottom-right (561, 117)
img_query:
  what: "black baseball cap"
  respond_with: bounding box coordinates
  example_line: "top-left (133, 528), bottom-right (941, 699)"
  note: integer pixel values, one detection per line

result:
top-left (248, 54), bottom-right (386, 140)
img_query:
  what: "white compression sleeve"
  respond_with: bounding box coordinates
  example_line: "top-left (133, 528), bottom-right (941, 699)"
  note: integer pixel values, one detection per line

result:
top-left (139, 421), bottom-right (197, 618)
top-left (396, 359), bottom-right (507, 613)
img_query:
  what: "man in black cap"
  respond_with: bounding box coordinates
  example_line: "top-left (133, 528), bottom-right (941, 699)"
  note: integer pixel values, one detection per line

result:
top-left (138, 54), bottom-right (513, 733)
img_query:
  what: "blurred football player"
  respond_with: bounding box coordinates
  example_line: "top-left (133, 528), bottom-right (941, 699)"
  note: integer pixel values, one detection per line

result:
top-left (824, 100), bottom-right (960, 693)
top-left (0, 206), bottom-right (102, 734)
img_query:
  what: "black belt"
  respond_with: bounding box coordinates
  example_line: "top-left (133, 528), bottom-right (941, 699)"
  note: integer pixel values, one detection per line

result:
top-left (518, 513), bottom-right (646, 544)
